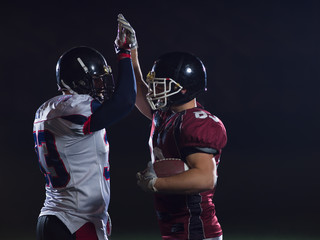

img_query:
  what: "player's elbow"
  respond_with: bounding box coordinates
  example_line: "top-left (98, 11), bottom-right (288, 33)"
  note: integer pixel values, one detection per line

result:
top-left (201, 172), bottom-right (217, 191)
top-left (127, 88), bottom-right (137, 108)
top-left (121, 101), bottom-right (135, 117)
top-left (118, 92), bottom-right (136, 114)
top-left (127, 94), bottom-right (137, 111)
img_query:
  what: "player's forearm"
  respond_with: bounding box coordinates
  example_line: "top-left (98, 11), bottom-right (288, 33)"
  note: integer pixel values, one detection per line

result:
top-left (131, 48), bottom-right (143, 82)
top-left (114, 56), bottom-right (137, 106)
top-left (89, 57), bottom-right (136, 131)
top-left (131, 48), bottom-right (153, 119)
top-left (102, 56), bottom-right (137, 118)
top-left (131, 49), bottom-right (147, 98)
top-left (154, 168), bottom-right (216, 194)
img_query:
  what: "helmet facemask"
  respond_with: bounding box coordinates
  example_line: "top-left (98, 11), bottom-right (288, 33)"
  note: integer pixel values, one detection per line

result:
top-left (90, 66), bottom-right (115, 102)
top-left (145, 52), bottom-right (207, 111)
top-left (146, 71), bottom-right (183, 110)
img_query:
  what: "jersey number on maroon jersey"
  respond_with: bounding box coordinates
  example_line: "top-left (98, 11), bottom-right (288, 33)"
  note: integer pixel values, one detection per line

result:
top-left (194, 110), bottom-right (219, 122)
top-left (33, 130), bottom-right (70, 188)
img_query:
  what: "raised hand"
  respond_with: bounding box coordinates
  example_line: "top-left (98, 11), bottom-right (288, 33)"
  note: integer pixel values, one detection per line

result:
top-left (114, 14), bottom-right (138, 53)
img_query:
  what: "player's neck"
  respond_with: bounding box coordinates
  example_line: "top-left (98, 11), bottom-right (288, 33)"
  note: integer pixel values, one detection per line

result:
top-left (62, 90), bottom-right (72, 95)
top-left (171, 99), bottom-right (197, 113)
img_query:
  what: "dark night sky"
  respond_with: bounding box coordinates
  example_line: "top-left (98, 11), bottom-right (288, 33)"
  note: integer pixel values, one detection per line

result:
top-left (0, 0), bottom-right (319, 238)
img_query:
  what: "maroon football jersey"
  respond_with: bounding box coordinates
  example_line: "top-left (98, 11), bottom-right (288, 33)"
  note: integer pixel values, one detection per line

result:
top-left (149, 106), bottom-right (227, 240)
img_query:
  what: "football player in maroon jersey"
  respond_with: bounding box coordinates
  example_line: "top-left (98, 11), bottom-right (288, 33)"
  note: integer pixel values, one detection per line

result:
top-left (118, 15), bottom-right (227, 240)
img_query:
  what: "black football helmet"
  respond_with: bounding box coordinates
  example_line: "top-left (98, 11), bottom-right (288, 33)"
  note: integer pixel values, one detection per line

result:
top-left (56, 46), bottom-right (115, 102)
top-left (146, 52), bottom-right (207, 110)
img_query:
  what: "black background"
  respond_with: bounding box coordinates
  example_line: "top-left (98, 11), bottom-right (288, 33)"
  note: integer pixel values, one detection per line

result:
top-left (0, 0), bottom-right (319, 238)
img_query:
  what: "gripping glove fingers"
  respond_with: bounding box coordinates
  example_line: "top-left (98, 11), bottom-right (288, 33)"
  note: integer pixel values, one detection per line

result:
top-left (115, 14), bottom-right (138, 50)
top-left (136, 162), bottom-right (158, 192)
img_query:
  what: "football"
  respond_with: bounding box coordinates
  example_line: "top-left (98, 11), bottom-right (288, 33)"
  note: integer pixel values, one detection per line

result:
top-left (153, 158), bottom-right (189, 177)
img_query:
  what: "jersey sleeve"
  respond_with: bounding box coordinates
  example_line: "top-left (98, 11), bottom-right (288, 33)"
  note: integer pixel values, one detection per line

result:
top-left (179, 109), bottom-right (227, 158)
top-left (34, 95), bottom-right (96, 137)
top-left (88, 57), bottom-right (136, 132)
top-left (57, 95), bottom-right (98, 136)
top-left (49, 56), bottom-right (136, 135)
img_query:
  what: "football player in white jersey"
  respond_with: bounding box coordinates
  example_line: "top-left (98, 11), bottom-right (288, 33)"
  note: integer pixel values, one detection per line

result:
top-left (33, 16), bottom-right (137, 240)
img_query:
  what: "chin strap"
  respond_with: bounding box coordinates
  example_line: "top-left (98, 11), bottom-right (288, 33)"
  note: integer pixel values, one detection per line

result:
top-left (60, 80), bottom-right (78, 95)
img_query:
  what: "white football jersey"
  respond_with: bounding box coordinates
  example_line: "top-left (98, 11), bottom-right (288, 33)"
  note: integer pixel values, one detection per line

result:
top-left (33, 94), bottom-right (110, 240)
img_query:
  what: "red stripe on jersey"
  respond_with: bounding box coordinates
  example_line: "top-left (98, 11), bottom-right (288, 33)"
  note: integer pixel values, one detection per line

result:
top-left (75, 222), bottom-right (98, 240)
top-left (83, 116), bottom-right (92, 134)
top-left (117, 53), bottom-right (131, 60)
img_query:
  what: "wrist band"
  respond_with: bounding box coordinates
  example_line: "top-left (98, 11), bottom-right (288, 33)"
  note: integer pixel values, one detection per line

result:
top-left (117, 53), bottom-right (131, 60)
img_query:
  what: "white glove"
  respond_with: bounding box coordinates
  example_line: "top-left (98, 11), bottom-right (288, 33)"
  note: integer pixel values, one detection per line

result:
top-left (114, 13), bottom-right (138, 53)
top-left (136, 161), bottom-right (158, 192)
